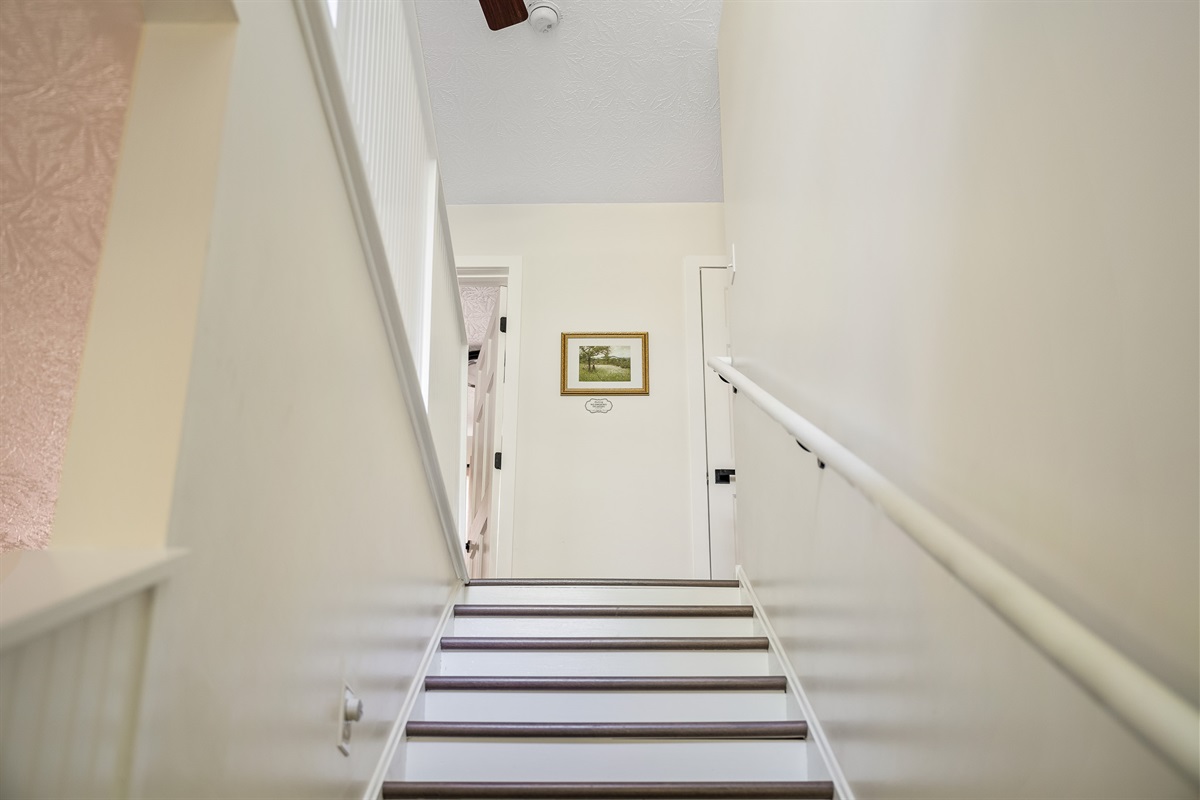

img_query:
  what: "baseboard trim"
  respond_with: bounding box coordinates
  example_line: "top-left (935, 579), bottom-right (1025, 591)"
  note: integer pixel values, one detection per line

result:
top-left (736, 566), bottom-right (854, 800)
top-left (365, 584), bottom-right (463, 800)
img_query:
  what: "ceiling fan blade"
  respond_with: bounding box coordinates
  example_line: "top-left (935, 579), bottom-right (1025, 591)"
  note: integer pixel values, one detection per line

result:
top-left (478, 0), bottom-right (528, 31)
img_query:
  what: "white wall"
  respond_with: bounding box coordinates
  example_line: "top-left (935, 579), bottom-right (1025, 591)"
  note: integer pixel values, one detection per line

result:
top-left (448, 204), bottom-right (725, 578)
top-left (130, 1), bottom-right (457, 795)
top-left (720, 1), bottom-right (1197, 797)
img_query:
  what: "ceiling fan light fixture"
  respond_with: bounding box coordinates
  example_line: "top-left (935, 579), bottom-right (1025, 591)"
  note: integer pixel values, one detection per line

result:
top-left (526, 0), bottom-right (560, 33)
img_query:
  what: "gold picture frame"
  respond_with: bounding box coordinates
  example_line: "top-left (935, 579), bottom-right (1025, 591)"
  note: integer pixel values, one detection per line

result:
top-left (560, 332), bottom-right (649, 395)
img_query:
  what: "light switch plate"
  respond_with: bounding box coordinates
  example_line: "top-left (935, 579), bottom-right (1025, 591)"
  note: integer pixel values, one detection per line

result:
top-left (338, 684), bottom-right (355, 755)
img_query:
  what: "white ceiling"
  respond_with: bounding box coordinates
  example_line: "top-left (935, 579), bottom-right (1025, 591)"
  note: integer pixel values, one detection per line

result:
top-left (414, 0), bottom-right (724, 205)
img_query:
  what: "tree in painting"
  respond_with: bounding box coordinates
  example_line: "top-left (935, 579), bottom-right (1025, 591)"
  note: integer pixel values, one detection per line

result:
top-left (578, 345), bottom-right (611, 373)
top-left (578, 345), bottom-right (632, 382)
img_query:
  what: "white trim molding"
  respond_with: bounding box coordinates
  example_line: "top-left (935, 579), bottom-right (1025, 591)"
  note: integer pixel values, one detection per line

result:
top-left (0, 548), bottom-right (187, 652)
top-left (738, 566), bottom-right (853, 800)
top-left (364, 584), bottom-right (461, 800)
top-left (712, 356), bottom-right (1200, 785)
top-left (683, 256), bottom-right (733, 579)
top-left (293, 0), bottom-right (468, 582)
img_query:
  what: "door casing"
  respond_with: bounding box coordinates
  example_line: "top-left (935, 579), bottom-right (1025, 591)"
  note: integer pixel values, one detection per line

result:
top-left (457, 257), bottom-right (523, 578)
top-left (682, 255), bottom-right (737, 579)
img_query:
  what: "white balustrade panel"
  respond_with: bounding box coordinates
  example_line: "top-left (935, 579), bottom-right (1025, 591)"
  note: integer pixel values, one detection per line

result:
top-left (328, 0), bottom-right (468, 534)
top-left (333, 0), bottom-right (439, 387)
top-left (426, 195), bottom-right (468, 534)
top-left (0, 590), bottom-right (153, 799)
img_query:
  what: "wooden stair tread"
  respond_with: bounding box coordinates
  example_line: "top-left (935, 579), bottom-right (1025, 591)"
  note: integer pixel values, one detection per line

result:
top-left (405, 721), bottom-right (807, 739)
top-left (441, 637), bottom-right (768, 651)
top-left (454, 605), bottom-right (754, 618)
top-left (467, 579), bottom-right (741, 588)
top-left (383, 781), bottom-right (835, 798)
top-left (424, 676), bottom-right (788, 692)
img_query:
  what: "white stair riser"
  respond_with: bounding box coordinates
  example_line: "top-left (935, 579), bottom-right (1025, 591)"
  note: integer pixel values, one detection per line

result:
top-left (437, 650), bottom-right (769, 677)
top-left (421, 691), bottom-right (788, 722)
top-left (461, 586), bottom-right (744, 605)
top-left (405, 739), bottom-right (807, 782)
top-left (450, 616), bottom-right (754, 637)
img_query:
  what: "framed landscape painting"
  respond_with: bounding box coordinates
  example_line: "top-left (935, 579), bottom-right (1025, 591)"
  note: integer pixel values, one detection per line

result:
top-left (561, 332), bottom-right (649, 395)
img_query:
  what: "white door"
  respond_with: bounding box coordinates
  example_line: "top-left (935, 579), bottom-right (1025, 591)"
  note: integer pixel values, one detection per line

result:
top-left (701, 267), bottom-right (736, 579)
top-left (467, 287), bottom-right (507, 579)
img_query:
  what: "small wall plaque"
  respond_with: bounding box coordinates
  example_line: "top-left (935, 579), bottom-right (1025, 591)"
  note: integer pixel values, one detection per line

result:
top-left (585, 398), bottom-right (613, 414)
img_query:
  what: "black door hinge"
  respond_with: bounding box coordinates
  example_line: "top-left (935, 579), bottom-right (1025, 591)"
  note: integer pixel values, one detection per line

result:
top-left (494, 452), bottom-right (502, 470)
top-left (499, 316), bottom-right (507, 333)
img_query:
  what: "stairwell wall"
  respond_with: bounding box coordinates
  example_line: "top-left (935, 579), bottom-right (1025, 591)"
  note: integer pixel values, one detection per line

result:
top-left (130, 1), bottom-right (458, 796)
top-left (719, 2), bottom-right (1198, 797)
top-left (447, 203), bottom-right (725, 578)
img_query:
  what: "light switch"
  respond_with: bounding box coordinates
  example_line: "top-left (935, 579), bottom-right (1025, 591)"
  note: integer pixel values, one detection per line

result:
top-left (338, 684), bottom-right (362, 755)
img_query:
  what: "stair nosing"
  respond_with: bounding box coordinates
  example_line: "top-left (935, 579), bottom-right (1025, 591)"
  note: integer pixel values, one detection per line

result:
top-left (424, 676), bottom-right (788, 692)
top-left (466, 579), bottom-right (741, 588)
top-left (382, 781), bottom-right (835, 799)
top-left (404, 720), bottom-right (808, 739)
top-left (453, 605), bottom-right (755, 618)
top-left (440, 637), bottom-right (769, 651)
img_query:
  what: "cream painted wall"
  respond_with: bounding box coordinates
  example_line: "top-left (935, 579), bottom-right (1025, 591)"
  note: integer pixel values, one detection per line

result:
top-left (130, 1), bottom-right (457, 796)
top-left (448, 204), bottom-right (724, 578)
top-left (720, 1), bottom-right (1197, 797)
top-left (52, 21), bottom-right (236, 549)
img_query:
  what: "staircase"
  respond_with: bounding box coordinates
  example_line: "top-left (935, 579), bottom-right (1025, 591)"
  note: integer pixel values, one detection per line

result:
top-left (383, 579), bottom-right (836, 799)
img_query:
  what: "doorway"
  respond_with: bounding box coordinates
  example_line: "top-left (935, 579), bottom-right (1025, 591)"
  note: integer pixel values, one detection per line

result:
top-left (684, 256), bottom-right (737, 579)
top-left (457, 257), bottom-right (523, 578)
top-left (464, 285), bottom-right (505, 579)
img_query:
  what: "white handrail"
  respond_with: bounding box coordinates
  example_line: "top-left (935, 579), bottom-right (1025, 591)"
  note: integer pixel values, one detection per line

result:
top-left (708, 355), bottom-right (1200, 784)
top-left (295, 0), bottom-right (468, 581)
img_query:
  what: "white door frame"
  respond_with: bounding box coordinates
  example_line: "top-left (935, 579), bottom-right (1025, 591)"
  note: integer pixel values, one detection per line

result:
top-left (683, 255), bottom-right (734, 579)
top-left (466, 287), bottom-right (505, 578)
top-left (457, 256), bottom-right (523, 578)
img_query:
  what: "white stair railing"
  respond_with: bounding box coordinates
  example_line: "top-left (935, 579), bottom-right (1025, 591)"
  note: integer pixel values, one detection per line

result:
top-left (294, 0), bottom-right (469, 580)
top-left (709, 355), bottom-right (1200, 784)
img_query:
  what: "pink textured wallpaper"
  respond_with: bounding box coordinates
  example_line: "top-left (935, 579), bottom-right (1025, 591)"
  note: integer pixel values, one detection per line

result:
top-left (0, 0), bottom-right (142, 550)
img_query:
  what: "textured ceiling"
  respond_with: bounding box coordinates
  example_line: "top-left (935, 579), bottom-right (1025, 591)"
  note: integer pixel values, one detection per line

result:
top-left (460, 284), bottom-right (500, 349)
top-left (415, 0), bottom-right (723, 204)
